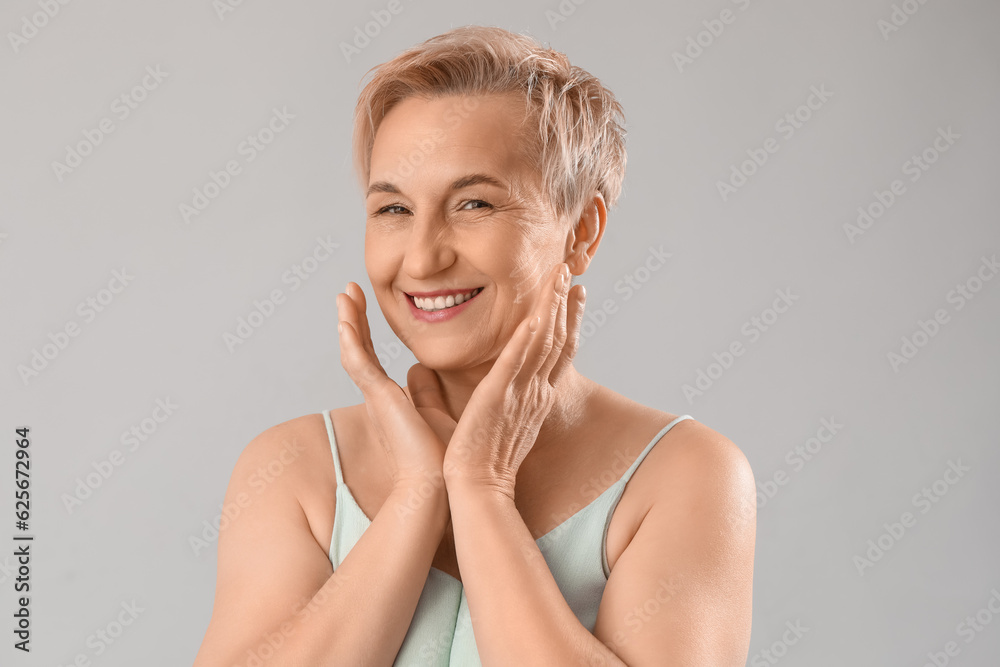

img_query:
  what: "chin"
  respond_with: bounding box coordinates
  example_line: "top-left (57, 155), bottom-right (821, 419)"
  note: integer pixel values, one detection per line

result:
top-left (411, 346), bottom-right (497, 374)
top-left (412, 351), bottom-right (473, 373)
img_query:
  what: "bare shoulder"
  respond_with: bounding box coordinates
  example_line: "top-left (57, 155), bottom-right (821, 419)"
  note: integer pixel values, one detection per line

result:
top-left (195, 410), bottom-right (352, 665)
top-left (655, 415), bottom-right (753, 486)
top-left (237, 403), bottom-right (374, 479)
top-left (630, 409), bottom-right (757, 557)
top-left (598, 388), bottom-right (753, 485)
top-left (610, 398), bottom-right (756, 531)
top-left (231, 411), bottom-right (332, 492)
top-left (640, 410), bottom-right (754, 508)
top-left (595, 407), bottom-right (756, 663)
top-left (228, 406), bottom-right (367, 549)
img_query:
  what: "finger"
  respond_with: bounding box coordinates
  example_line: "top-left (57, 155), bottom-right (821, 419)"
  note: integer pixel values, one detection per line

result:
top-left (337, 295), bottom-right (389, 395)
top-left (549, 284), bottom-right (585, 387)
top-left (521, 263), bottom-right (569, 381)
top-left (337, 317), bottom-right (376, 392)
top-left (488, 311), bottom-right (537, 389)
top-left (336, 291), bottom-right (362, 352)
top-left (407, 363), bottom-right (448, 412)
top-left (340, 285), bottom-right (384, 387)
top-left (407, 363), bottom-right (458, 446)
top-left (539, 266), bottom-right (570, 380)
top-left (344, 282), bottom-right (377, 358)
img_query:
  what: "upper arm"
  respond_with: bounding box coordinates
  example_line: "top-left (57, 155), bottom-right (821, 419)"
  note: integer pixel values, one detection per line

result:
top-left (593, 426), bottom-right (756, 666)
top-left (194, 420), bottom-right (334, 665)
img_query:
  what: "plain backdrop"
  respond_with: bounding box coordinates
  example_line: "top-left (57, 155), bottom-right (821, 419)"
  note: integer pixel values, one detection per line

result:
top-left (1, 0), bottom-right (999, 665)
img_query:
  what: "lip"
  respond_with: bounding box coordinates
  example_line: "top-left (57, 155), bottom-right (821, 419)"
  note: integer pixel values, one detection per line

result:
top-left (405, 287), bottom-right (484, 298)
top-left (405, 287), bottom-right (484, 323)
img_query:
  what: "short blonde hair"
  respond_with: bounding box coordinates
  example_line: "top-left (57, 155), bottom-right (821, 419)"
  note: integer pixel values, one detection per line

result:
top-left (352, 25), bottom-right (627, 222)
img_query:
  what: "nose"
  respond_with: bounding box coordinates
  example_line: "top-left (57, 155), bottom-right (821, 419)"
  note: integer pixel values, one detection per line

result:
top-left (401, 212), bottom-right (456, 279)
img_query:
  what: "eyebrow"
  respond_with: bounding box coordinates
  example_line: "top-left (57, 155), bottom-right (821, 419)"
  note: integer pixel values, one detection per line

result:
top-left (366, 173), bottom-right (507, 198)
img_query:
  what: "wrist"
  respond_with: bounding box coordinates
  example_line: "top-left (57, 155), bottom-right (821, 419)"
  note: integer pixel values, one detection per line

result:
top-left (443, 473), bottom-right (516, 504)
top-left (391, 467), bottom-right (446, 490)
top-left (443, 448), bottom-right (517, 500)
top-left (388, 477), bottom-right (450, 525)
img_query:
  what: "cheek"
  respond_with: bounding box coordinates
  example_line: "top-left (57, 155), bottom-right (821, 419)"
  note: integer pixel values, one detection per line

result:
top-left (510, 259), bottom-right (559, 307)
top-left (364, 235), bottom-right (398, 281)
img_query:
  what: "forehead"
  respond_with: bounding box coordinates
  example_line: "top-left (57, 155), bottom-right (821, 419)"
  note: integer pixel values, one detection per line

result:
top-left (370, 93), bottom-right (536, 185)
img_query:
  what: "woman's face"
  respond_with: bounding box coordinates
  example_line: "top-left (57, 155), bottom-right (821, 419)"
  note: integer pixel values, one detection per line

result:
top-left (364, 93), bottom-right (570, 371)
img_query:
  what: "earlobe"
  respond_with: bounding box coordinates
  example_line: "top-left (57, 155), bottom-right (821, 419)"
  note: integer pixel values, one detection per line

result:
top-left (563, 192), bottom-right (606, 276)
top-left (566, 251), bottom-right (589, 277)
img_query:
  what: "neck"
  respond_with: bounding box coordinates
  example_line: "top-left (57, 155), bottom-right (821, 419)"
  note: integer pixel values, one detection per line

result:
top-left (431, 363), bottom-right (593, 454)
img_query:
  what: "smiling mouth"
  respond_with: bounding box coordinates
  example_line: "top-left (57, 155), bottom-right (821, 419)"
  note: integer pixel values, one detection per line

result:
top-left (407, 287), bottom-right (484, 312)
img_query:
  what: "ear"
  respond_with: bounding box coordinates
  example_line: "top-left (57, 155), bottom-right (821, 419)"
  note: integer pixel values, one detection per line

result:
top-left (563, 192), bottom-right (607, 276)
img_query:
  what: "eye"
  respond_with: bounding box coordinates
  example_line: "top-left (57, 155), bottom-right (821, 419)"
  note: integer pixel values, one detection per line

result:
top-left (460, 200), bottom-right (492, 211)
top-left (373, 204), bottom-right (410, 216)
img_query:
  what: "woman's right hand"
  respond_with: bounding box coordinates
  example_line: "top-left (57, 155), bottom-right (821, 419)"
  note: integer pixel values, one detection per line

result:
top-left (336, 282), bottom-right (452, 490)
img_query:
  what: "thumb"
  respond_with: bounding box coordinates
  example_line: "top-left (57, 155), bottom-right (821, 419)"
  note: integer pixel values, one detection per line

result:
top-left (406, 363), bottom-right (457, 446)
top-left (406, 363), bottom-right (448, 412)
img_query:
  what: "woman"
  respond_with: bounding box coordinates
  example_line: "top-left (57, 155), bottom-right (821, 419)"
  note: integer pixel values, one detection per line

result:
top-left (195, 25), bottom-right (755, 666)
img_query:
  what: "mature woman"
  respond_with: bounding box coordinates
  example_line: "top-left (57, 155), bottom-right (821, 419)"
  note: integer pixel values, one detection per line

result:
top-left (196, 25), bottom-right (755, 666)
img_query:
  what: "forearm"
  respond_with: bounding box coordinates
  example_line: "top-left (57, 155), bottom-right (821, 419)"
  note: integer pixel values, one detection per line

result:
top-left (446, 480), bottom-right (626, 666)
top-left (253, 485), bottom-right (448, 666)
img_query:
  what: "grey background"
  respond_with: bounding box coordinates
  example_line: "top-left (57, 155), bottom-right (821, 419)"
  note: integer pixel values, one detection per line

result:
top-left (1, 0), bottom-right (998, 665)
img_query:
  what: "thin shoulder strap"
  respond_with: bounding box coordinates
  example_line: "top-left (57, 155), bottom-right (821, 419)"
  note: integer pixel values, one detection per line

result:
top-left (620, 414), bottom-right (693, 484)
top-left (322, 409), bottom-right (345, 486)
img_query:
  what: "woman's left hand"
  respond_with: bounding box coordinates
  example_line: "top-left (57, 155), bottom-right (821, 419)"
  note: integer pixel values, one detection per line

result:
top-left (441, 262), bottom-right (586, 498)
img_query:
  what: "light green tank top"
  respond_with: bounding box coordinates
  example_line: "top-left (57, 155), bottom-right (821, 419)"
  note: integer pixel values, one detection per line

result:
top-left (322, 409), bottom-right (692, 665)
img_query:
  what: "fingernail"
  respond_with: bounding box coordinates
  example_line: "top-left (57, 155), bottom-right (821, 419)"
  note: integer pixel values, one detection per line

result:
top-left (528, 315), bottom-right (540, 333)
top-left (556, 265), bottom-right (569, 290)
top-left (338, 322), bottom-right (343, 334)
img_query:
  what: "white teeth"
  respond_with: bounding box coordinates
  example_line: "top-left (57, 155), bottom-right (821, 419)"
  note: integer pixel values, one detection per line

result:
top-left (413, 287), bottom-right (482, 312)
